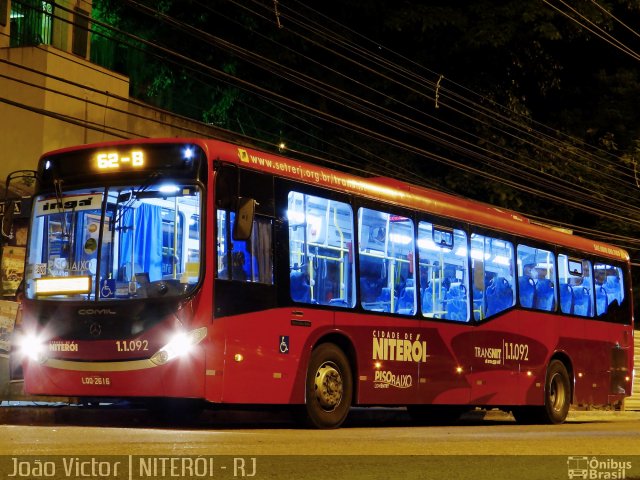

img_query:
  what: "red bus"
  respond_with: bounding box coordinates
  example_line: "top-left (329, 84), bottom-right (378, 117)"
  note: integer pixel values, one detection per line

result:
top-left (17, 138), bottom-right (634, 428)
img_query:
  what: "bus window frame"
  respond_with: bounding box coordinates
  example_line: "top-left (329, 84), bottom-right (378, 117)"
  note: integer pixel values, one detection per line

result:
top-left (276, 178), bottom-right (356, 310)
top-left (414, 213), bottom-right (472, 323)
top-left (559, 249), bottom-right (631, 325)
top-left (466, 225), bottom-right (517, 323)
top-left (557, 250), bottom-right (596, 320)
top-left (212, 165), bottom-right (277, 317)
top-left (351, 197), bottom-right (419, 319)
top-left (513, 236), bottom-right (560, 313)
top-left (353, 197), bottom-right (419, 318)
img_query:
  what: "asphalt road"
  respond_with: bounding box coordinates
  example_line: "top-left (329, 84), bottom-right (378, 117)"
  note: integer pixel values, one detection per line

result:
top-left (0, 406), bottom-right (638, 480)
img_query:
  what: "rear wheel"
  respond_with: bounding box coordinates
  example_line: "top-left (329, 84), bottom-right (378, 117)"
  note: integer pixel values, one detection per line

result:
top-left (303, 343), bottom-right (352, 429)
top-left (513, 360), bottom-right (571, 424)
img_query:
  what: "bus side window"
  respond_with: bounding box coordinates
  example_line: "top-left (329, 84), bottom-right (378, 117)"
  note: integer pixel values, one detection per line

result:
top-left (558, 255), bottom-right (594, 317)
top-left (216, 210), bottom-right (274, 284)
top-left (594, 262), bottom-right (625, 316)
top-left (516, 244), bottom-right (556, 312)
top-left (418, 222), bottom-right (469, 322)
top-left (287, 191), bottom-right (355, 307)
top-left (573, 260), bottom-right (594, 317)
top-left (358, 207), bottom-right (415, 314)
top-left (605, 267), bottom-right (625, 306)
top-left (471, 233), bottom-right (515, 319)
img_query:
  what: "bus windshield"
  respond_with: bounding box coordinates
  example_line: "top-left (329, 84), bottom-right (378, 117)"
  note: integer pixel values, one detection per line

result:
top-left (25, 183), bottom-right (202, 301)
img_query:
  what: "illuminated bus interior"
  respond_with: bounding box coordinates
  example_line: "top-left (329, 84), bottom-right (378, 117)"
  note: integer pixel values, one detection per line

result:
top-left (286, 191), bottom-right (355, 307)
top-left (25, 184), bottom-right (202, 300)
top-left (280, 189), bottom-right (627, 323)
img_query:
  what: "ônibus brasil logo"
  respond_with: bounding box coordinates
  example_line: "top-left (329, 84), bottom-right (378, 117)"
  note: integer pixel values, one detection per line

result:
top-left (567, 456), bottom-right (632, 479)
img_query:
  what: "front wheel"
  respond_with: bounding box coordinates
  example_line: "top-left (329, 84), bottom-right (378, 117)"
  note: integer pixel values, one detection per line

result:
top-left (302, 343), bottom-right (352, 429)
top-left (513, 359), bottom-right (571, 424)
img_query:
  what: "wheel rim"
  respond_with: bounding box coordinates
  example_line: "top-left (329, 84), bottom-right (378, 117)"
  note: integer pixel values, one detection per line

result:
top-left (548, 372), bottom-right (567, 413)
top-left (313, 361), bottom-right (343, 411)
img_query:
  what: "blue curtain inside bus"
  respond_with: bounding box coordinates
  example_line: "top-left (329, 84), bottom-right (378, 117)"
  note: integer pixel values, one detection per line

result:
top-left (119, 204), bottom-right (163, 282)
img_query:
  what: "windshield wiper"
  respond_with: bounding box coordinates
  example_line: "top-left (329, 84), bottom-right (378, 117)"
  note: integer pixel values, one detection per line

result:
top-left (53, 178), bottom-right (71, 238)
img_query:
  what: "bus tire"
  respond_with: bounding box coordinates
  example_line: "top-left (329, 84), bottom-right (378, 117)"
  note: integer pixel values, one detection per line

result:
top-left (303, 343), bottom-right (352, 429)
top-left (543, 359), bottom-right (571, 424)
top-left (513, 359), bottom-right (571, 424)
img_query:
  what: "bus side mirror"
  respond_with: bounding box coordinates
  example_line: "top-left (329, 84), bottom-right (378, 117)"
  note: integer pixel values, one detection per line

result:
top-left (233, 197), bottom-right (256, 241)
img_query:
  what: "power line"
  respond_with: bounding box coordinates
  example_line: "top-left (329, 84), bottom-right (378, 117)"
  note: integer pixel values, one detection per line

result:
top-left (276, 0), bottom-right (640, 180)
top-left (121, 0), bottom-right (640, 217)
top-left (542, 0), bottom-right (640, 62)
top-left (4, 0), bottom-right (640, 259)
top-left (37, 2), bottom-right (640, 202)
top-left (590, 0), bottom-right (640, 42)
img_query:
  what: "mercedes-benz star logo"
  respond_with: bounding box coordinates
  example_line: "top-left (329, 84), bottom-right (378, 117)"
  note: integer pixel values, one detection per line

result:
top-left (89, 322), bottom-right (102, 338)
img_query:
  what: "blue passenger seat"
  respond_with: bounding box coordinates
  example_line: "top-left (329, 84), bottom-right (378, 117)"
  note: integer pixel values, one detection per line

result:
top-left (359, 257), bottom-right (385, 303)
top-left (572, 286), bottom-right (591, 316)
top-left (518, 276), bottom-right (536, 308)
top-left (290, 270), bottom-right (311, 303)
top-left (444, 284), bottom-right (467, 321)
top-left (397, 280), bottom-right (416, 315)
top-left (595, 286), bottom-right (608, 316)
top-left (605, 276), bottom-right (622, 305)
top-left (534, 279), bottom-right (555, 311)
top-left (421, 282), bottom-right (434, 315)
top-left (486, 277), bottom-right (513, 317)
top-left (377, 287), bottom-right (395, 312)
top-left (422, 278), bottom-right (447, 317)
top-left (559, 284), bottom-right (573, 313)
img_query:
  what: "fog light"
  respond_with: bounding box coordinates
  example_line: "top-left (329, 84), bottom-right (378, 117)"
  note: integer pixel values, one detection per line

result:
top-left (150, 327), bottom-right (207, 366)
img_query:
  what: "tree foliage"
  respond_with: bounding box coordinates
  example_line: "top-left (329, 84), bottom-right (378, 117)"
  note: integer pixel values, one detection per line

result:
top-left (91, 0), bottom-right (640, 255)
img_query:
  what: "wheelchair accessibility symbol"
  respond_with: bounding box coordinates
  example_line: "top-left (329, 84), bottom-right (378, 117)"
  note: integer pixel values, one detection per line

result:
top-left (279, 336), bottom-right (289, 354)
top-left (100, 279), bottom-right (116, 299)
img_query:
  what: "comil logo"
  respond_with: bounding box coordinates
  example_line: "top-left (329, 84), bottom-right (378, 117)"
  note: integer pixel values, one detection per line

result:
top-left (78, 308), bottom-right (117, 316)
top-left (567, 456), bottom-right (632, 479)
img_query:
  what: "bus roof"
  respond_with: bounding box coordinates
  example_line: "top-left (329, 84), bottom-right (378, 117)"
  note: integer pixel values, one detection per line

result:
top-left (40, 137), bottom-right (629, 263)
top-left (206, 139), bottom-right (628, 264)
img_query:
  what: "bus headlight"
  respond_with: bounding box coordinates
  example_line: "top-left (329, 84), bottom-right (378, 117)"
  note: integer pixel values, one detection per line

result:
top-left (18, 333), bottom-right (47, 363)
top-left (150, 327), bottom-right (207, 366)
